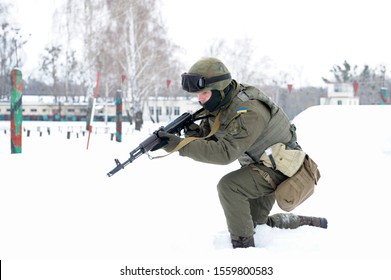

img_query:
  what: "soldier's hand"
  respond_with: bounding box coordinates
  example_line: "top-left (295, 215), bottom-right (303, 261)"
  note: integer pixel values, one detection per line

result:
top-left (152, 131), bottom-right (181, 152)
top-left (184, 123), bottom-right (201, 137)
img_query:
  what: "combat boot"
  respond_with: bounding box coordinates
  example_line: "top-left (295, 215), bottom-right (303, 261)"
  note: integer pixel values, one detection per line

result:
top-left (298, 215), bottom-right (328, 229)
top-left (231, 235), bottom-right (255, 249)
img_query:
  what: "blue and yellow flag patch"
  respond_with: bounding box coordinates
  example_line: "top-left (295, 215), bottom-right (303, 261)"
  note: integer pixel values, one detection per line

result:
top-left (236, 107), bottom-right (248, 114)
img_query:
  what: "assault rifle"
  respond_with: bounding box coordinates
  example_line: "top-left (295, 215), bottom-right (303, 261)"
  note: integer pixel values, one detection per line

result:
top-left (107, 108), bottom-right (205, 177)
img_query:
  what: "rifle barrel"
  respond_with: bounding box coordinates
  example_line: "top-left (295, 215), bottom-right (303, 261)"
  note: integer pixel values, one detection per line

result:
top-left (106, 107), bottom-right (204, 177)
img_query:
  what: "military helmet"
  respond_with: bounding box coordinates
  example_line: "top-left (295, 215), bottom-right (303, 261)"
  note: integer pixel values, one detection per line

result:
top-left (181, 57), bottom-right (232, 92)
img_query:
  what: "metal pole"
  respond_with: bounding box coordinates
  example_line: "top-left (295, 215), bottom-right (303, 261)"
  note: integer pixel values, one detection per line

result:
top-left (10, 68), bottom-right (23, 153)
top-left (116, 89), bottom-right (122, 142)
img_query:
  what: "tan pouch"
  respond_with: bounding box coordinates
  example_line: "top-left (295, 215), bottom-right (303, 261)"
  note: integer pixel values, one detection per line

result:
top-left (260, 143), bottom-right (306, 177)
top-left (275, 154), bottom-right (321, 212)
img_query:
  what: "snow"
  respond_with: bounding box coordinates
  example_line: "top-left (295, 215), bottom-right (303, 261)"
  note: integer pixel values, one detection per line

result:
top-left (1, 105), bottom-right (391, 279)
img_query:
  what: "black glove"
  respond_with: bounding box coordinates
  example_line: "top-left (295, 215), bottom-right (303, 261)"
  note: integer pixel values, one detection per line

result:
top-left (151, 131), bottom-right (181, 152)
top-left (184, 123), bottom-right (202, 137)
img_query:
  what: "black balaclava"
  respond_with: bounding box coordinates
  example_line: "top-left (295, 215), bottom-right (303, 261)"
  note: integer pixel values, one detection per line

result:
top-left (200, 83), bottom-right (233, 112)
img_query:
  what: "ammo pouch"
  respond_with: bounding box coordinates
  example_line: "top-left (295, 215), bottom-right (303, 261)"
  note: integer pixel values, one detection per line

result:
top-left (275, 154), bottom-right (321, 212)
top-left (260, 143), bottom-right (321, 212)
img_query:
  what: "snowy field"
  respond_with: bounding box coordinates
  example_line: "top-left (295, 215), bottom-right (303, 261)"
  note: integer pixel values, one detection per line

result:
top-left (1, 105), bottom-right (391, 279)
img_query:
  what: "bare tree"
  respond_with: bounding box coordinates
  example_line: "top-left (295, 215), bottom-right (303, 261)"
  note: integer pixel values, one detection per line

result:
top-left (55, 0), bottom-right (180, 128)
top-left (322, 60), bottom-right (389, 104)
top-left (0, 2), bottom-right (30, 98)
top-left (104, 0), bottom-right (178, 111)
top-left (203, 38), bottom-right (286, 87)
top-left (358, 64), bottom-right (388, 104)
top-left (40, 45), bottom-right (62, 102)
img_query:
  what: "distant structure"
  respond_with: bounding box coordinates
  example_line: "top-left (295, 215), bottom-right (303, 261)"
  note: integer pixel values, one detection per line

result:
top-left (0, 95), bottom-right (200, 123)
top-left (320, 82), bottom-right (359, 105)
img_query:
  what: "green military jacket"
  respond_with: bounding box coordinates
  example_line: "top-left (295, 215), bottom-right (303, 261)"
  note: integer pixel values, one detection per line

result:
top-left (179, 81), bottom-right (296, 166)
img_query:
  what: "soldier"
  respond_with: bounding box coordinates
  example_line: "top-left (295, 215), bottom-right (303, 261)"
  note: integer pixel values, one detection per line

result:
top-left (158, 57), bottom-right (327, 248)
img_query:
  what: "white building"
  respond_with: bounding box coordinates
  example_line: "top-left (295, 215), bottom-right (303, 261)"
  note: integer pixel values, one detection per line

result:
top-left (320, 82), bottom-right (360, 105)
top-left (0, 95), bottom-right (201, 123)
top-left (144, 96), bottom-right (200, 123)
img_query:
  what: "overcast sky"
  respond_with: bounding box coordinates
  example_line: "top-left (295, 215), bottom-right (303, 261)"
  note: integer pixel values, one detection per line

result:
top-left (12, 0), bottom-right (391, 87)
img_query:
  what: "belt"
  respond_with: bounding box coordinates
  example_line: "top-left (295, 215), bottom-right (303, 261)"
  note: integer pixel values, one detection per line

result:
top-left (250, 164), bottom-right (277, 189)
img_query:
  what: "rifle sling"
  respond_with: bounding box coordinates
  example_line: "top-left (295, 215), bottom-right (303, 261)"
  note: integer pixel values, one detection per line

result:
top-left (151, 110), bottom-right (222, 159)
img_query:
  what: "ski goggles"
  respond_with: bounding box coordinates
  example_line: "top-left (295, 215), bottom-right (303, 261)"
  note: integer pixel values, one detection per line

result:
top-left (181, 72), bottom-right (231, 92)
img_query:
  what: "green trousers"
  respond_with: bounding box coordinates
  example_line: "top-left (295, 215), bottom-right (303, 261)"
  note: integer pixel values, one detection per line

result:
top-left (217, 163), bottom-right (302, 237)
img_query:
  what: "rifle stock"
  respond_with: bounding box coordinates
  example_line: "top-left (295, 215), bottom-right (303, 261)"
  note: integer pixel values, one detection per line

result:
top-left (107, 108), bottom-right (204, 177)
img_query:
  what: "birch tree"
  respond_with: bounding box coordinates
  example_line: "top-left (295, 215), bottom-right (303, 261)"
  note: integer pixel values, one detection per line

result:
top-left (104, 0), bottom-right (177, 115)
top-left (57, 0), bottom-right (179, 128)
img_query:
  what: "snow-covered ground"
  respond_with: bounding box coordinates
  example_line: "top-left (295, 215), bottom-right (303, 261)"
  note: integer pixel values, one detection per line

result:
top-left (1, 105), bottom-right (391, 279)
